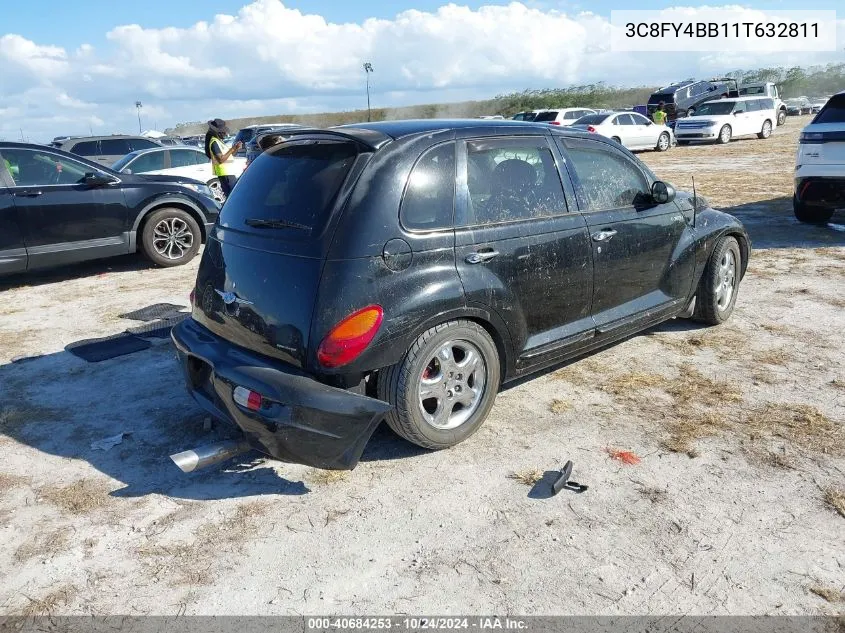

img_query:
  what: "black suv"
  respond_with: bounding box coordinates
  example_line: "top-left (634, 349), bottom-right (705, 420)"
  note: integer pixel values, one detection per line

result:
top-left (0, 142), bottom-right (220, 276)
top-left (171, 120), bottom-right (749, 471)
top-left (648, 78), bottom-right (739, 121)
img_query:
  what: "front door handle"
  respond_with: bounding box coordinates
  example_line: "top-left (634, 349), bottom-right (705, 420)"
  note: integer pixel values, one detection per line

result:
top-left (465, 250), bottom-right (499, 264)
top-left (591, 229), bottom-right (617, 242)
top-left (14, 190), bottom-right (43, 198)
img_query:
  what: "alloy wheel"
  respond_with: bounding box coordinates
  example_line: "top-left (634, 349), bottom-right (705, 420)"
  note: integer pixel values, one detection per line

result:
top-left (715, 248), bottom-right (737, 311)
top-left (152, 217), bottom-right (194, 261)
top-left (417, 340), bottom-right (487, 430)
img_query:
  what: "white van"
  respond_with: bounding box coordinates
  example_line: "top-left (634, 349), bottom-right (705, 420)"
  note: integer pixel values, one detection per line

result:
top-left (674, 97), bottom-right (777, 145)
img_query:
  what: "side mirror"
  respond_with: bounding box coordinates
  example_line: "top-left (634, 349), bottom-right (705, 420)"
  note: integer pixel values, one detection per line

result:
top-left (84, 172), bottom-right (114, 187)
top-left (121, 168), bottom-right (132, 174)
top-left (734, 110), bottom-right (744, 115)
top-left (651, 181), bottom-right (675, 205)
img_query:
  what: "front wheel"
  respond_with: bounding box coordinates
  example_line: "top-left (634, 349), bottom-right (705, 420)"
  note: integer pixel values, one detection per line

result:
top-left (793, 196), bottom-right (833, 224)
top-left (693, 236), bottom-right (742, 325)
top-left (378, 320), bottom-right (501, 450)
top-left (140, 207), bottom-right (201, 267)
top-left (207, 179), bottom-right (225, 203)
top-left (777, 109), bottom-right (786, 126)
top-left (757, 120), bottom-right (772, 139)
top-left (656, 132), bottom-right (671, 152)
top-left (718, 125), bottom-right (732, 144)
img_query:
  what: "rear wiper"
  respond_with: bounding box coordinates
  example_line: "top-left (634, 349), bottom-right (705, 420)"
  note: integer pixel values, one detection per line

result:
top-left (244, 218), bottom-right (311, 231)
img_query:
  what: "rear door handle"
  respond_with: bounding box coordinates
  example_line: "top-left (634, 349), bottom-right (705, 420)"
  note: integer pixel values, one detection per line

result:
top-left (465, 250), bottom-right (499, 264)
top-left (591, 229), bottom-right (617, 242)
top-left (14, 190), bottom-right (43, 198)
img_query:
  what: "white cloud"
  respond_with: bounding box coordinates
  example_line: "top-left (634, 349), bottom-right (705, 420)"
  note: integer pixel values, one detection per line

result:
top-left (0, 1), bottom-right (843, 141)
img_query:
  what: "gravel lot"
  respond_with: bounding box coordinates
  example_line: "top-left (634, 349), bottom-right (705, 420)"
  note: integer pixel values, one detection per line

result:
top-left (1, 117), bottom-right (843, 617)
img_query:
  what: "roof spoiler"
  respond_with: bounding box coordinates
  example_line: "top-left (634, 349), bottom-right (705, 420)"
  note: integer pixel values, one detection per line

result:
top-left (261, 127), bottom-right (392, 152)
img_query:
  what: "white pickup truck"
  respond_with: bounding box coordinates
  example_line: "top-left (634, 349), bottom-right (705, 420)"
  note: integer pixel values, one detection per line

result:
top-left (738, 82), bottom-right (787, 126)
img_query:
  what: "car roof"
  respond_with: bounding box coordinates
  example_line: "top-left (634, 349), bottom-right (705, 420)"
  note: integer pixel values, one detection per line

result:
top-left (61, 135), bottom-right (158, 143)
top-left (334, 119), bottom-right (553, 142)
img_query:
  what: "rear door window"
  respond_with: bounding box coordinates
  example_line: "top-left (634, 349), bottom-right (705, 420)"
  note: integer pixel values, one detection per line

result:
top-left (129, 138), bottom-right (161, 152)
top-left (99, 139), bottom-right (132, 156)
top-left (400, 142), bottom-right (455, 231)
top-left (69, 141), bottom-right (99, 156)
top-left (129, 151), bottom-right (166, 173)
top-left (219, 140), bottom-right (358, 236)
top-left (814, 95), bottom-right (845, 123)
top-left (170, 149), bottom-right (203, 168)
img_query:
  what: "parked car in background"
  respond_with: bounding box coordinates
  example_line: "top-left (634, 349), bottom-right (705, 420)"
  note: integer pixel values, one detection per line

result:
top-left (810, 98), bottom-right (828, 114)
top-left (111, 146), bottom-right (246, 202)
top-left (793, 91), bottom-right (845, 224)
top-left (244, 127), bottom-right (319, 168)
top-left (180, 136), bottom-right (204, 147)
top-left (50, 135), bottom-right (163, 166)
top-left (786, 97), bottom-right (812, 115)
top-left (478, 115), bottom-right (505, 120)
top-left (232, 124), bottom-right (301, 156)
top-left (571, 111), bottom-right (673, 151)
top-left (0, 142), bottom-right (220, 275)
top-left (738, 82), bottom-right (787, 126)
top-left (674, 97), bottom-right (776, 145)
top-left (170, 119), bottom-right (748, 472)
top-left (533, 108), bottom-right (596, 126)
top-left (511, 110), bottom-right (546, 122)
top-left (647, 78), bottom-right (739, 122)
top-left (157, 136), bottom-right (185, 146)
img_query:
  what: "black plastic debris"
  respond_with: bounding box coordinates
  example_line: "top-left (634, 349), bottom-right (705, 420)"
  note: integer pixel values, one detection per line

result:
top-left (119, 303), bottom-right (187, 322)
top-left (66, 333), bottom-right (151, 362)
top-left (551, 460), bottom-right (589, 495)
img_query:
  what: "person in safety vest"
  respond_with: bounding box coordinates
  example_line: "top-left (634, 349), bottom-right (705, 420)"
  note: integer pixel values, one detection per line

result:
top-left (652, 102), bottom-right (668, 126)
top-left (4, 158), bottom-right (19, 183)
top-left (204, 118), bottom-right (242, 198)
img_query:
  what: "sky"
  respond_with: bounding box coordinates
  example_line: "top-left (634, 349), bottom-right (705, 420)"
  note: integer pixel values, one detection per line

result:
top-left (1, 0), bottom-right (843, 141)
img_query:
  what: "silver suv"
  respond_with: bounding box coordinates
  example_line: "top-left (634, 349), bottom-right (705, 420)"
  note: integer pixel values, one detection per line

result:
top-left (50, 135), bottom-right (163, 166)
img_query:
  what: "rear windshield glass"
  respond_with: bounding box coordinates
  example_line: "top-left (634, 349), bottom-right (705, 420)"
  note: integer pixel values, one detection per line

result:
top-left (573, 113), bottom-right (613, 125)
top-left (813, 95), bottom-right (845, 123)
top-left (219, 140), bottom-right (358, 236)
top-left (533, 111), bottom-right (559, 122)
top-left (234, 128), bottom-right (256, 144)
top-left (648, 92), bottom-right (675, 104)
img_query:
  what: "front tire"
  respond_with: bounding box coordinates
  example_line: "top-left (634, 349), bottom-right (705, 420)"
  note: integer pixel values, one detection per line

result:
top-left (140, 208), bottom-right (201, 267)
top-left (693, 236), bottom-right (741, 325)
top-left (207, 179), bottom-right (225, 203)
top-left (757, 120), bottom-right (772, 139)
top-left (656, 132), bottom-right (671, 152)
top-left (718, 125), bottom-right (732, 144)
top-left (378, 320), bottom-right (501, 450)
top-left (793, 196), bottom-right (833, 224)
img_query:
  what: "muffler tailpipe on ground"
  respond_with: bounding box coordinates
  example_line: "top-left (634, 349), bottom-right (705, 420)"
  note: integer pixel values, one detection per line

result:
top-left (170, 439), bottom-right (251, 473)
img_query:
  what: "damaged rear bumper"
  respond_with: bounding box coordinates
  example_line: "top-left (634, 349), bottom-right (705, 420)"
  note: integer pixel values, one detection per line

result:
top-left (171, 318), bottom-right (392, 470)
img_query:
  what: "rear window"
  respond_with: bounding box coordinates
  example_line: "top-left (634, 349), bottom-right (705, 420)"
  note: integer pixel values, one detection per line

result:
top-left (814, 95), bottom-right (845, 124)
top-left (70, 140), bottom-right (99, 156)
top-left (219, 140), bottom-right (358, 236)
top-left (234, 128), bottom-right (257, 144)
top-left (99, 139), bottom-right (132, 156)
top-left (533, 111), bottom-right (559, 122)
top-left (575, 113), bottom-right (613, 125)
top-left (648, 92), bottom-right (675, 105)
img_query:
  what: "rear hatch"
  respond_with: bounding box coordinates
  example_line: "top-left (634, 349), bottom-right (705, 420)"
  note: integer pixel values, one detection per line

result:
top-left (191, 138), bottom-right (364, 368)
top-left (799, 95), bottom-right (845, 165)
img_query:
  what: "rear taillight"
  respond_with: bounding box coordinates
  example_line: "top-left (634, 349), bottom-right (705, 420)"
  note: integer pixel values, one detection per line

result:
top-left (317, 305), bottom-right (384, 368)
top-left (233, 386), bottom-right (265, 411)
top-left (587, 125), bottom-right (596, 133)
top-left (549, 121), bottom-right (561, 125)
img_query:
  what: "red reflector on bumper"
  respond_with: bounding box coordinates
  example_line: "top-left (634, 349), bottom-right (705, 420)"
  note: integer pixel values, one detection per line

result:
top-left (233, 386), bottom-right (264, 411)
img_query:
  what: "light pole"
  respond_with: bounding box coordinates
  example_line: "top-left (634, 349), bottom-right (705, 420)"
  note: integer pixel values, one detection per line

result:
top-left (135, 101), bottom-right (143, 134)
top-left (363, 63), bottom-right (373, 122)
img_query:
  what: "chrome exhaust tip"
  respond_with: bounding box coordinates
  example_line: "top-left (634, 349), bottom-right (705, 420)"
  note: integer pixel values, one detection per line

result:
top-left (170, 439), bottom-right (251, 473)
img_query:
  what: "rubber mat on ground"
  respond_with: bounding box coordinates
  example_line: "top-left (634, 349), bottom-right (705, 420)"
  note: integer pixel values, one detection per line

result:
top-left (66, 333), bottom-right (152, 362)
top-left (119, 303), bottom-right (187, 322)
top-left (126, 313), bottom-right (189, 339)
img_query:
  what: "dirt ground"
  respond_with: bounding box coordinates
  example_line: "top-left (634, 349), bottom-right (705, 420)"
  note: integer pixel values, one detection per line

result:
top-left (0, 116), bottom-right (843, 617)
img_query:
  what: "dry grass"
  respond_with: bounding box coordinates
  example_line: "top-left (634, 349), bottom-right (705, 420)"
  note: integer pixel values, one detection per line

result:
top-left (14, 530), bottom-right (69, 563)
top-left (0, 472), bottom-right (30, 489)
top-left (40, 479), bottom-right (110, 515)
top-left (762, 450), bottom-right (794, 470)
top-left (815, 247), bottom-right (845, 262)
top-left (816, 265), bottom-right (845, 278)
top-left (809, 585), bottom-right (845, 603)
top-left (307, 469), bottom-right (349, 486)
top-left (634, 484), bottom-right (668, 504)
top-left (744, 404), bottom-right (843, 456)
top-left (137, 500), bottom-right (269, 586)
top-left (759, 323), bottom-right (791, 335)
top-left (655, 328), bottom-right (748, 360)
top-left (821, 296), bottom-right (845, 309)
top-left (549, 399), bottom-right (572, 414)
top-left (754, 348), bottom-right (792, 367)
top-left (664, 366), bottom-right (742, 407)
top-left (19, 584), bottom-right (77, 617)
top-left (661, 410), bottom-right (728, 456)
top-left (508, 469), bottom-right (544, 486)
top-left (751, 369), bottom-right (781, 385)
top-left (823, 487), bottom-right (845, 519)
top-left (600, 372), bottom-right (669, 396)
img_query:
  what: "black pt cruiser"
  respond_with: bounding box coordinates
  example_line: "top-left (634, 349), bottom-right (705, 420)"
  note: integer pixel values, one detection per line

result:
top-left (171, 119), bottom-right (750, 471)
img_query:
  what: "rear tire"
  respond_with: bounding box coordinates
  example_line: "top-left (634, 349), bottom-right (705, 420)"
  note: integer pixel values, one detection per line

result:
top-left (793, 196), bottom-right (833, 224)
top-left (140, 207), bottom-right (201, 267)
top-left (656, 132), bottom-right (670, 152)
top-left (377, 320), bottom-right (501, 450)
top-left (777, 109), bottom-right (786, 126)
top-left (693, 236), bottom-right (741, 325)
top-left (718, 125), bottom-right (732, 144)
top-left (757, 120), bottom-right (772, 139)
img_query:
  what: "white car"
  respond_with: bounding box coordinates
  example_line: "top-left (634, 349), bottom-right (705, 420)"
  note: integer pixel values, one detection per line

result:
top-left (794, 90), bottom-right (845, 224)
top-left (533, 108), bottom-right (596, 126)
top-left (111, 147), bottom-right (246, 202)
top-left (511, 109), bottom-right (547, 122)
top-left (570, 111), bottom-right (673, 151)
top-left (673, 96), bottom-right (776, 145)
